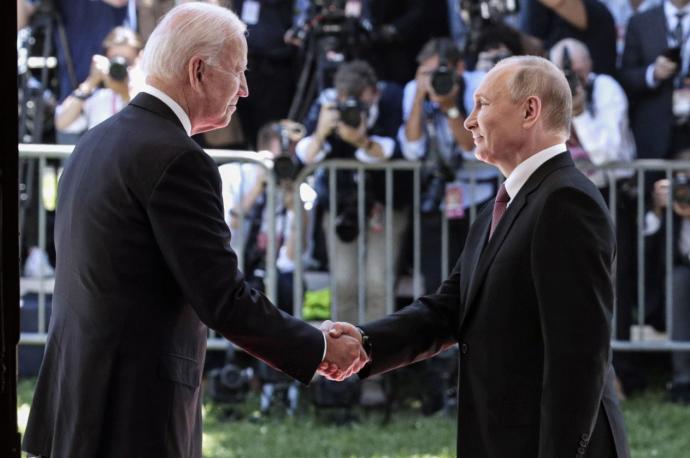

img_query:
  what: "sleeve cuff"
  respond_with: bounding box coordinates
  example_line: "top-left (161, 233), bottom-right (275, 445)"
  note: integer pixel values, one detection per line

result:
top-left (296, 136), bottom-right (331, 164)
top-left (321, 331), bottom-right (327, 361)
top-left (354, 135), bottom-right (395, 163)
top-left (645, 64), bottom-right (661, 89)
top-left (397, 125), bottom-right (426, 160)
top-left (644, 211), bottom-right (662, 236)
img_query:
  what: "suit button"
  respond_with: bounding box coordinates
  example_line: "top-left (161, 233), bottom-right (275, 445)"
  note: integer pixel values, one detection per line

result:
top-left (579, 440), bottom-right (587, 447)
top-left (577, 446), bottom-right (586, 455)
top-left (461, 343), bottom-right (469, 354)
top-left (581, 433), bottom-right (589, 441)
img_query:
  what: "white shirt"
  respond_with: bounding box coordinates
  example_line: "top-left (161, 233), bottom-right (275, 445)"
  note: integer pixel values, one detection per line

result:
top-left (140, 84), bottom-right (192, 137)
top-left (503, 143), bottom-right (566, 205)
top-left (571, 73), bottom-right (636, 187)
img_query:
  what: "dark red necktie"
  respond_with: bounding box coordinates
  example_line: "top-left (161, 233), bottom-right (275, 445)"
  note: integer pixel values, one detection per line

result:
top-left (489, 184), bottom-right (510, 239)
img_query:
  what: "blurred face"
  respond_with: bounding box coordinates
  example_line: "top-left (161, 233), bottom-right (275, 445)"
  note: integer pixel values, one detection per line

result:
top-left (418, 54), bottom-right (464, 101)
top-left (464, 64), bottom-right (526, 174)
top-left (195, 36), bottom-right (249, 132)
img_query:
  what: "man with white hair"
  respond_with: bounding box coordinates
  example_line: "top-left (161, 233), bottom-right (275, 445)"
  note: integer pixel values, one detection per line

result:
top-left (22, 4), bottom-right (366, 457)
top-left (322, 56), bottom-right (631, 457)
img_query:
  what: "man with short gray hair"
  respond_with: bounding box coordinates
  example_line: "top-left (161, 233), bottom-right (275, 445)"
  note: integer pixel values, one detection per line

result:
top-left (23, 4), bottom-right (367, 457)
top-left (323, 56), bottom-right (631, 457)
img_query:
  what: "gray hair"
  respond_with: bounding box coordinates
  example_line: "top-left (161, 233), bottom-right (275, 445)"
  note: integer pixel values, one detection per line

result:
top-left (494, 55), bottom-right (572, 137)
top-left (141, 2), bottom-right (246, 81)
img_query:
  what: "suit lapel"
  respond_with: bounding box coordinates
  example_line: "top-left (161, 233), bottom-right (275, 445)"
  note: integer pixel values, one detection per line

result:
top-left (459, 153), bottom-right (574, 331)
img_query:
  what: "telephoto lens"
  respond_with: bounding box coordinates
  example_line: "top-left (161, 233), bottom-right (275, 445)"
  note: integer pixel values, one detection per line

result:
top-left (431, 63), bottom-right (455, 96)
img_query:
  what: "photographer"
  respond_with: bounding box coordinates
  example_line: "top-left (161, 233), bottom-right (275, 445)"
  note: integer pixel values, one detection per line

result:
top-left (295, 59), bottom-right (407, 323)
top-left (399, 37), bottom-right (497, 293)
top-left (645, 150), bottom-right (690, 404)
top-left (54, 26), bottom-right (142, 138)
top-left (219, 120), bottom-right (307, 315)
top-left (619, 0), bottom-right (690, 163)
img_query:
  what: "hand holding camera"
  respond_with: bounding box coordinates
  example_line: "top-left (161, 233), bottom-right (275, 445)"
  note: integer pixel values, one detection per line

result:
top-left (653, 53), bottom-right (679, 83)
top-left (315, 102), bottom-right (340, 141)
top-left (653, 177), bottom-right (690, 218)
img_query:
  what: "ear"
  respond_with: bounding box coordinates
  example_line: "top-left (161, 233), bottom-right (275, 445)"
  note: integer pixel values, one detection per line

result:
top-left (522, 95), bottom-right (541, 129)
top-left (188, 56), bottom-right (205, 93)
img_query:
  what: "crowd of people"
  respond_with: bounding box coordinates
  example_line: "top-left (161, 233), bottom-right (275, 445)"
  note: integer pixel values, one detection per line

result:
top-left (17, 0), bottom-right (690, 407)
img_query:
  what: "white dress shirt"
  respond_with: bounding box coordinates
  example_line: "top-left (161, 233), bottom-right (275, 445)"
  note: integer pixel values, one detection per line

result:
top-left (503, 143), bottom-right (567, 205)
top-left (571, 73), bottom-right (636, 187)
top-left (140, 84), bottom-right (192, 137)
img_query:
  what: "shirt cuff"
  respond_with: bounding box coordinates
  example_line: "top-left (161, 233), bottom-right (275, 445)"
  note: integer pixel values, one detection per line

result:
top-left (354, 135), bottom-right (395, 163)
top-left (321, 331), bottom-right (327, 361)
top-left (643, 211), bottom-right (662, 236)
top-left (645, 64), bottom-right (661, 89)
top-left (296, 135), bottom-right (331, 164)
top-left (398, 125), bottom-right (426, 160)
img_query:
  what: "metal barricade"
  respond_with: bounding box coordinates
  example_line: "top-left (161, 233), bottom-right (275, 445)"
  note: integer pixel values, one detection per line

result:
top-left (16, 146), bottom-right (690, 354)
top-left (17, 144), bottom-right (279, 351)
top-left (291, 159), bottom-right (499, 323)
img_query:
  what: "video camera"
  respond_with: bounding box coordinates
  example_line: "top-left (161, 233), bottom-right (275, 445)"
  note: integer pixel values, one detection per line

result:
top-left (460, 0), bottom-right (520, 56)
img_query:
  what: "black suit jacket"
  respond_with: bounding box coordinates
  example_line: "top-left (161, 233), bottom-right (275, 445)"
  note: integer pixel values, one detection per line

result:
top-left (619, 5), bottom-right (675, 160)
top-left (360, 153), bottom-right (630, 458)
top-left (23, 93), bottom-right (325, 458)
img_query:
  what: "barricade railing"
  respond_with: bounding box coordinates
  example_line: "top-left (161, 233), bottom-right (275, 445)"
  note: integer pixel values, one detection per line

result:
top-left (16, 145), bottom-right (690, 354)
top-left (17, 144), bottom-right (279, 350)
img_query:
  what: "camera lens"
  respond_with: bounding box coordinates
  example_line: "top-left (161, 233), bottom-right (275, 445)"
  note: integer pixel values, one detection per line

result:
top-left (108, 56), bottom-right (129, 82)
top-left (337, 97), bottom-right (363, 128)
top-left (431, 65), bottom-right (455, 96)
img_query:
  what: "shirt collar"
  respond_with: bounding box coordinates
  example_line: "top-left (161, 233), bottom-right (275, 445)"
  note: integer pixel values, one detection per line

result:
top-left (503, 143), bottom-right (566, 203)
top-left (665, 0), bottom-right (690, 23)
top-left (140, 84), bottom-right (192, 137)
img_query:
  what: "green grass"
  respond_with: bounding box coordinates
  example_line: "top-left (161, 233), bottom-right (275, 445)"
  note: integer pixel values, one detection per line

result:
top-left (16, 378), bottom-right (690, 458)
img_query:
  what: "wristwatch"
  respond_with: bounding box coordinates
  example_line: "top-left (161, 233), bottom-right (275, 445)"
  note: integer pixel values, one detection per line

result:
top-left (445, 106), bottom-right (460, 120)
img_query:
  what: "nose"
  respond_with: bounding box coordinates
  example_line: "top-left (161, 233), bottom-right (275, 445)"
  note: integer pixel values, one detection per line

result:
top-left (238, 71), bottom-right (249, 98)
top-left (464, 107), bottom-right (477, 131)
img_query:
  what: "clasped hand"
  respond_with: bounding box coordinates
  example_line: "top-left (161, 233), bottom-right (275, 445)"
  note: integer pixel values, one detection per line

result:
top-left (318, 320), bottom-right (369, 381)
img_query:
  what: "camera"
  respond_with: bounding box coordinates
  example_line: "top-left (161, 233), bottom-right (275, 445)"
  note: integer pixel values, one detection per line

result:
top-left (561, 46), bottom-right (579, 96)
top-left (431, 63), bottom-right (455, 96)
top-left (421, 163), bottom-right (456, 214)
top-left (336, 97), bottom-right (365, 128)
top-left (673, 175), bottom-right (690, 206)
top-left (108, 56), bottom-right (129, 82)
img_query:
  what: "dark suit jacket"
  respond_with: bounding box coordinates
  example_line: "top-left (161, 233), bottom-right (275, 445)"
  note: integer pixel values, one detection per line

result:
top-left (359, 153), bottom-right (630, 458)
top-left (619, 5), bottom-right (675, 160)
top-left (23, 93), bottom-right (325, 458)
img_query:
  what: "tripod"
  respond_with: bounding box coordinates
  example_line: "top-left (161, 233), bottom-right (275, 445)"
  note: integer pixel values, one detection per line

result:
top-left (287, 12), bottom-right (369, 122)
top-left (17, 0), bottom-right (75, 264)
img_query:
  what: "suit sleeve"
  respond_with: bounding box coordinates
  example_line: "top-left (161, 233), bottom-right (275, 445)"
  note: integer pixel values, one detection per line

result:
top-left (147, 149), bottom-right (324, 385)
top-left (358, 258), bottom-right (461, 377)
top-left (531, 187), bottom-right (615, 457)
top-left (619, 15), bottom-right (653, 95)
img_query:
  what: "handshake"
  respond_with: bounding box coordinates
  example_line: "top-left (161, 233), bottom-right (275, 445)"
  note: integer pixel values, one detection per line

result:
top-left (318, 320), bottom-right (370, 381)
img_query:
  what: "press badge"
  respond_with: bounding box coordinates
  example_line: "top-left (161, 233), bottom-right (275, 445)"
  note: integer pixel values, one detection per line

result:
top-left (241, 0), bottom-right (260, 25)
top-left (445, 182), bottom-right (465, 219)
